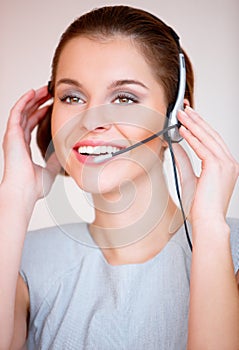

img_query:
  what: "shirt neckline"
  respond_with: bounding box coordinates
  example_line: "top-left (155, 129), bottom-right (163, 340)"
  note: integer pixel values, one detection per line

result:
top-left (85, 222), bottom-right (187, 269)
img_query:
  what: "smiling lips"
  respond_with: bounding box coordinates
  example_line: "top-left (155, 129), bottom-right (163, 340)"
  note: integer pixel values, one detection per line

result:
top-left (73, 141), bottom-right (125, 164)
top-left (77, 145), bottom-right (121, 156)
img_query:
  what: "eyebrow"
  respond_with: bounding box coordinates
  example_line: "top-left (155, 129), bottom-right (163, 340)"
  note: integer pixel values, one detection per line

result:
top-left (56, 78), bottom-right (149, 90)
top-left (56, 78), bottom-right (83, 88)
top-left (108, 79), bottom-right (149, 90)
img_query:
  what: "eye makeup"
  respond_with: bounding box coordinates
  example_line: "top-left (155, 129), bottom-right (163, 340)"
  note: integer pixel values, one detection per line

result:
top-left (55, 77), bottom-right (146, 106)
top-left (111, 92), bottom-right (139, 104)
top-left (59, 93), bottom-right (85, 105)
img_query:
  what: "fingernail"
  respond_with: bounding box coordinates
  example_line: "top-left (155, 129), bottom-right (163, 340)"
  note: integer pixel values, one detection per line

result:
top-left (185, 106), bottom-right (194, 112)
top-left (179, 110), bottom-right (188, 118)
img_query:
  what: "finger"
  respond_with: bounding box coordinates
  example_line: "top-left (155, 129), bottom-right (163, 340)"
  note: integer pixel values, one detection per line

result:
top-left (178, 109), bottom-right (233, 162)
top-left (27, 105), bottom-right (51, 133)
top-left (23, 89), bottom-right (51, 118)
top-left (8, 86), bottom-right (49, 130)
top-left (8, 89), bottom-right (36, 127)
top-left (183, 107), bottom-right (222, 141)
top-left (179, 107), bottom-right (234, 160)
top-left (23, 85), bottom-right (49, 114)
top-left (180, 125), bottom-right (220, 162)
top-left (5, 88), bottom-right (51, 153)
top-left (21, 87), bottom-right (51, 129)
top-left (24, 105), bottom-right (51, 144)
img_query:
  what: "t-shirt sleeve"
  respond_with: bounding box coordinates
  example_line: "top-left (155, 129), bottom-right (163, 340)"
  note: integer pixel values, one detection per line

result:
top-left (228, 217), bottom-right (239, 273)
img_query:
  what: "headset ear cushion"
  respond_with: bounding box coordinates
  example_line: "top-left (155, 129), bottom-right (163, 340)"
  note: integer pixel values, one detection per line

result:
top-left (48, 81), bottom-right (53, 95)
top-left (163, 109), bottom-right (182, 143)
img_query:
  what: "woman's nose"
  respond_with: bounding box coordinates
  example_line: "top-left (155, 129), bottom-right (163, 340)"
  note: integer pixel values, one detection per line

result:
top-left (79, 105), bottom-right (113, 133)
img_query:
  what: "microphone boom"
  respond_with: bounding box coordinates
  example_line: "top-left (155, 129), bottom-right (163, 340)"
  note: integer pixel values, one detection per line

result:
top-left (93, 124), bottom-right (178, 163)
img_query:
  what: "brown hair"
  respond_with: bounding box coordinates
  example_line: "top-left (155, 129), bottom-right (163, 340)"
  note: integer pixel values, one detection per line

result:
top-left (37, 5), bottom-right (194, 162)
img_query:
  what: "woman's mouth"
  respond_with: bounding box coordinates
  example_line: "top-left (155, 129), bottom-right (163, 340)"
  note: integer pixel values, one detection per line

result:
top-left (73, 142), bottom-right (125, 164)
top-left (77, 145), bottom-right (121, 156)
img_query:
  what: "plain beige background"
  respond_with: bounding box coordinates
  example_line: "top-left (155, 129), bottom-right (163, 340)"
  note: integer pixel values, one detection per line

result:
top-left (0, 0), bottom-right (238, 229)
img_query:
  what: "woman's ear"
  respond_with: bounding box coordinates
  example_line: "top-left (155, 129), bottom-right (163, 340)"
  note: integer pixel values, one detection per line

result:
top-left (183, 98), bottom-right (190, 109)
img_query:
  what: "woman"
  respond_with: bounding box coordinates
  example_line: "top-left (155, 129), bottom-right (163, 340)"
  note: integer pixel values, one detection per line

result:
top-left (0, 5), bottom-right (238, 349)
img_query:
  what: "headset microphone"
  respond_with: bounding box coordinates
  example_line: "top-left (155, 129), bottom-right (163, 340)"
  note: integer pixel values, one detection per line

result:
top-left (93, 124), bottom-right (177, 164)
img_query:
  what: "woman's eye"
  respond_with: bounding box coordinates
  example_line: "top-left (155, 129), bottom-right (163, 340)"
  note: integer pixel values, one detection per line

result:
top-left (113, 94), bottom-right (138, 105)
top-left (60, 95), bottom-right (84, 105)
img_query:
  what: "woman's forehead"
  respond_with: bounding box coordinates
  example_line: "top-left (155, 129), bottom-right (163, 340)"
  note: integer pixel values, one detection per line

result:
top-left (58, 36), bottom-right (144, 66)
top-left (56, 36), bottom-right (161, 89)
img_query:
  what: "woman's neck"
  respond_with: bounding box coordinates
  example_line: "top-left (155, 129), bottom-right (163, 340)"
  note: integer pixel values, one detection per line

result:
top-left (89, 162), bottom-right (182, 265)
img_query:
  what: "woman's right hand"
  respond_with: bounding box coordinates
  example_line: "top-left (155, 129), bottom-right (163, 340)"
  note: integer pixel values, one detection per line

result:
top-left (1, 86), bottom-right (61, 202)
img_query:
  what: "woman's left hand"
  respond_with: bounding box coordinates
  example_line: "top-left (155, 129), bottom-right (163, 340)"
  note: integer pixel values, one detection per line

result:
top-left (177, 106), bottom-right (239, 225)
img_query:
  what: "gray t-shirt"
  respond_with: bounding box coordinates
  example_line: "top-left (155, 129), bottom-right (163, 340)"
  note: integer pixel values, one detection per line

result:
top-left (20, 218), bottom-right (239, 350)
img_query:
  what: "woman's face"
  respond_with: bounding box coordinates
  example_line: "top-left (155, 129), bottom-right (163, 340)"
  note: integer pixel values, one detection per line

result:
top-left (51, 35), bottom-right (168, 194)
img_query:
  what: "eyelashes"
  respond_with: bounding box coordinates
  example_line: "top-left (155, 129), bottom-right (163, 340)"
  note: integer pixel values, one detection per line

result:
top-left (59, 93), bottom-right (85, 105)
top-left (113, 93), bottom-right (139, 104)
top-left (58, 91), bottom-right (140, 105)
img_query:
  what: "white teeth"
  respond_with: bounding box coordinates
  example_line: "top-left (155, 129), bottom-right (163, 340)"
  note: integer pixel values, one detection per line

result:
top-left (101, 146), bottom-right (107, 154)
top-left (77, 145), bottom-right (121, 155)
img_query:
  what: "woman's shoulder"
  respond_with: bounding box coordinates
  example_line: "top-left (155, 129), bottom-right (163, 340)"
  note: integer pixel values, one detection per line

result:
top-left (20, 222), bottom-right (97, 286)
top-left (21, 222), bottom-right (94, 257)
top-left (22, 221), bottom-right (95, 250)
top-left (19, 222), bottom-right (102, 323)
